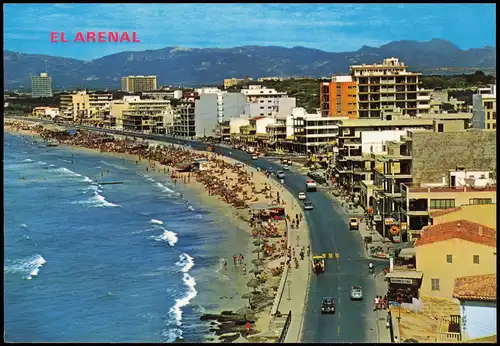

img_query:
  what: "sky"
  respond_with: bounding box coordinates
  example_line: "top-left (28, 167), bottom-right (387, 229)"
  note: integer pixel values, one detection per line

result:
top-left (3, 3), bottom-right (496, 61)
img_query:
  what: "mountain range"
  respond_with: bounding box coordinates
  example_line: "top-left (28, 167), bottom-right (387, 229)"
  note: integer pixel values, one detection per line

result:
top-left (4, 39), bottom-right (496, 90)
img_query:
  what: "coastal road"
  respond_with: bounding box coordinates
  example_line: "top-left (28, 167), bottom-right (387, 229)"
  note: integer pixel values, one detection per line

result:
top-left (13, 119), bottom-right (384, 342)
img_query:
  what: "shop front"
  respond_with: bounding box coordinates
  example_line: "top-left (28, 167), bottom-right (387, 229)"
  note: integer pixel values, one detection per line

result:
top-left (385, 271), bottom-right (423, 303)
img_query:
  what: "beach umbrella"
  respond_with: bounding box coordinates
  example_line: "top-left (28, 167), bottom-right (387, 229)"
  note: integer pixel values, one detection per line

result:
top-left (252, 248), bottom-right (264, 260)
top-left (249, 267), bottom-right (263, 274)
top-left (253, 239), bottom-right (264, 246)
top-left (252, 259), bottom-right (264, 267)
top-left (246, 278), bottom-right (261, 292)
top-left (241, 293), bottom-right (254, 306)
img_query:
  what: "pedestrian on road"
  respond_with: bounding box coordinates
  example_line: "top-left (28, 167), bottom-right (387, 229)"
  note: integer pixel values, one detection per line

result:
top-left (374, 296), bottom-right (379, 311)
top-left (233, 255), bottom-right (237, 265)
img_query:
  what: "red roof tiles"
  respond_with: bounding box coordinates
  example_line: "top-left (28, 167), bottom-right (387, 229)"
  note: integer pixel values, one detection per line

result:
top-left (453, 274), bottom-right (497, 301)
top-left (249, 116), bottom-right (267, 121)
top-left (415, 219), bottom-right (496, 247)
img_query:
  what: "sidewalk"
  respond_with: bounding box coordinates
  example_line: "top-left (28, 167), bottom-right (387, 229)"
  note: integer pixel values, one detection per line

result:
top-left (279, 204), bottom-right (310, 343)
top-left (374, 270), bottom-right (392, 343)
top-left (358, 219), bottom-right (390, 259)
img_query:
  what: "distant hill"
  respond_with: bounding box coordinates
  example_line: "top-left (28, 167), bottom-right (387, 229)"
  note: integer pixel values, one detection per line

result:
top-left (4, 38), bottom-right (496, 89)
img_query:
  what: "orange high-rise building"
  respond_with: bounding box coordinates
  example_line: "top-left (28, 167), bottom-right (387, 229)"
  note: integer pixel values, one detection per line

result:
top-left (320, 76), bottom-right (357, 119)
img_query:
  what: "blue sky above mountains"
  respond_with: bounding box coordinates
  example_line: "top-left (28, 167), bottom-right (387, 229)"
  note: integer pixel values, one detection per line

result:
top-left (4, 3), bottom-right (496, 60)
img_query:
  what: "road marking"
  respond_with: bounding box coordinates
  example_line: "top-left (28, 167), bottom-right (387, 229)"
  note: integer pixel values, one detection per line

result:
top-left (337, 326), bottom-right (340, 335)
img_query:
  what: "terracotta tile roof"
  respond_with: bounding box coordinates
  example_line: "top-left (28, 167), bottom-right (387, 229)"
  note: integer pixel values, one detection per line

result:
top-left (249, 116), bottom-right (267, 121)
top-left (415, 220), bottom-right (496, 247)
top-left (453, 274), bottom-right (496, 301)
top-left (429, 207), bottom-right (462, 218)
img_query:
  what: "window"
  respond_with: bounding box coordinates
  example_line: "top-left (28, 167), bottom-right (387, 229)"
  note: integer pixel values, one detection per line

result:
top-left (487, 113), bottom-right (491, 120)
top-left (446, 254), bottom-right (453, 263)
top-left (260, 106), bottom-right (264, 109)
top-left (430, 199), bottom-right (455, 209)
top-left (431, 278), bottom-right (440, 291)
top-left (260, 113), bottom-right (264, 116)
top-left (487, 123), bottom-right (491, 129)
top-left (259, 100), bottom-right (264, 103)
top-left (437, 124), bottom-right (444, 132)
top-left (268, 100), bottom-right (272, 103)
top-left (473, 255), bottom-right (480, 264)
top-left (493, 124), bottom-right (496, 129)
top-left (470, 198), bottom-right (492, 205)
top-left (493, 112), bottom-right (496, 120)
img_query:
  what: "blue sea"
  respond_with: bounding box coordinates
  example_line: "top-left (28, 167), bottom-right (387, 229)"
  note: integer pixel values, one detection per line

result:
top-left (4, 131), bottom-right (253, 342)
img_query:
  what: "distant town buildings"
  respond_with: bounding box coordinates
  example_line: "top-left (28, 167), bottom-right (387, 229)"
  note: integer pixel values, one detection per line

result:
top-left (59, 90), bottom-right (112, 122)
top-left (141, 89), bottom-right (183, 100)
top-left (31, 72), bottom-right (53, 98)
top-left (472, 84), bottom-right (496, 130)
top-left (224, 77), bottom-right (253, 89)
top-left (121, 75), bottom-right (158, 93)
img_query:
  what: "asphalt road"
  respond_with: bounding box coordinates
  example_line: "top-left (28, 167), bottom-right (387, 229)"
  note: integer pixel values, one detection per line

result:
top-left (14, 119), bottom-right (385, 342)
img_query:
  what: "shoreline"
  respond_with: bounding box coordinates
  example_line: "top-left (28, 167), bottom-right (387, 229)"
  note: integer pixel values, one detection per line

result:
top-left (4, 118), bottom-right (310, 343)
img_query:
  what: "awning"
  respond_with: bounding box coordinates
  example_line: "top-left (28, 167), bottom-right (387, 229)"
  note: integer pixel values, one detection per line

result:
top-left (249, 203), bottom-right (285, 211)
top-left (385, 271), bottom-right (423, 280)
top-left (398, 248), bottom-right (416, 259)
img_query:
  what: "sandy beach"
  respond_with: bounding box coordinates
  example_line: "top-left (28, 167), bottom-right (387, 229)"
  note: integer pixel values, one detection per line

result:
top-left (4, 118), bottom-right (310, 343)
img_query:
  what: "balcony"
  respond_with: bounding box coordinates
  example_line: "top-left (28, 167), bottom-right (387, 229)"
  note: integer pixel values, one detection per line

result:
top-left (404, 184), bottom-right (496, 193)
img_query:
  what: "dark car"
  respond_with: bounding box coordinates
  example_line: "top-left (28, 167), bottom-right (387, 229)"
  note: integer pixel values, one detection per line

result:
top-left (321, 297), bottom-right (336, 314)
top-left (267, 168), bottom-right (275, 174)
top-left (303, 200), bottom-right (314, 210)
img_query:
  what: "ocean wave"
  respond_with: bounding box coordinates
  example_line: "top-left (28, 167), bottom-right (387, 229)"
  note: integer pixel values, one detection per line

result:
top-left (81, 176), bottom-right (94, 183)
top-left (4, 254), bottom-right (47, 280)
top-left (187, 205), bottom-right (195, 211)
top-left (139, 174), bottom-right (179, 195)
top-left (169, 253), bottom-right (197, 333)
top-left (19, 223), bottom-right (28, 228)
top-left (59, 159), bottom-right (72, 163)
top-left (52, 167), bottom-right (82, 177)
top-left (21, 159), bottom-right (34, 163)
top-left (131, 227), bottom-right (156, 235)
top-left (35, 161), bottom-right (47, 165)
top-left (150, 219), bottom-right (164, 225)
top-left (72, 190), bottom-right (119, 208)
top-left (100, 160), bottom-right (126, 170)
top-left (150, 227), bottom-right (178, 247)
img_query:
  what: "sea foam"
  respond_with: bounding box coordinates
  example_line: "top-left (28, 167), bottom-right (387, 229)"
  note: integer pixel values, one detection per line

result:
top-left (4, 254), bottom-right (47, 280)
top-left (150, 219), bottom-right (163, 225)
top-left (151, 227), bottom-right (178, 247)
top-left (52, 167), bottom-right (82, 177)
top-left (170, 253), bottom-right (197, 330)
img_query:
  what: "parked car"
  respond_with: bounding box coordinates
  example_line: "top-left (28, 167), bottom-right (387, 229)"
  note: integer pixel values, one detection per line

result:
top-left (276, 171), bottom-right (285, 179)
top-left (350, 286), bottom-right (363, 300)
top-left (283, 165), bottom-right (290, 171)
top-left (303, 200), bottom-right (314, 210)
top-left (298, 192), bottom-right (307, 200)
top-left (321, 297), bottom-right (336, 314)
top-left (251, 154), bottom-right (258, 160)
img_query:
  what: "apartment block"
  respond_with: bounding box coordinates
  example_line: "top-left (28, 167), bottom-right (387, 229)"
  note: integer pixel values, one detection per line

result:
top-left (59, 90), bottom-right (112, 122)
top-left (173, 102), bottom-right (196, 138)
top-left (32, 106), bottom-right (59, 118)
top-left (350, 57), bottom-right (431, 118)
top-left (320, 75), bottom-right (357, 118)
top-left (121, 75), bottom-right (157, 93)
top-left (239, 116), bottom-right (277, 148)
top-left (472, 84), bottom-right (496, 130)
top-left (292, 112), bottom-right (345, 154)
top-left (31, 72), bottom-right (53, 98)
top-left (110, 96), bottom-right (171, 133)
top-left (195, 92), bottom-right (246, 138)
top-left (142, 90), bottom-right (183, 100)
top-left (335, 118), bottom-right (438, 194)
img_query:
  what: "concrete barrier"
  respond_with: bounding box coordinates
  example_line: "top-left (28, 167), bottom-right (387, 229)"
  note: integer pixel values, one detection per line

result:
top-left (270, 218), bottom-right (291, 316)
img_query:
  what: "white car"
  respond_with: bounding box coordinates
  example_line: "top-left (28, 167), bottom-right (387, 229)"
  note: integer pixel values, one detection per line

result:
top-left (251, 155), bottom-right (258, 160)
top-left (298, 192), bottom-right (307, 200)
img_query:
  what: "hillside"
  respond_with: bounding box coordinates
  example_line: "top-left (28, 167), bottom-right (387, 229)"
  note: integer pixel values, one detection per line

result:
top-left (4, 39), bottom-right (496, 90)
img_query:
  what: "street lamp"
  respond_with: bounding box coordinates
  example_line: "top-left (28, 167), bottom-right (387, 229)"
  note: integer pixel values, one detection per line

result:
top-left (287, 280), bottom-right (292, 301)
